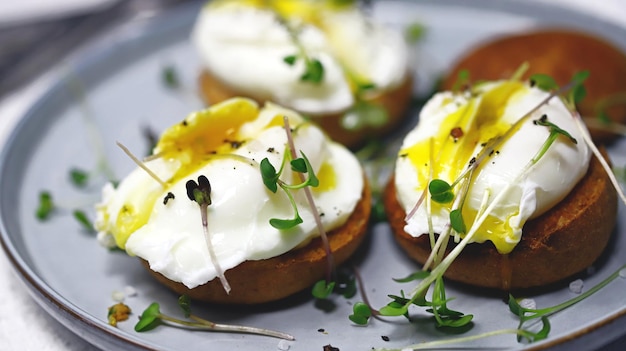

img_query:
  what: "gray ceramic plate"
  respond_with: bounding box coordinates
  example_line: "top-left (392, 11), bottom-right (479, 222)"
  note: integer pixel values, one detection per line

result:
top-left (1, 1), bottom-right (626, 350)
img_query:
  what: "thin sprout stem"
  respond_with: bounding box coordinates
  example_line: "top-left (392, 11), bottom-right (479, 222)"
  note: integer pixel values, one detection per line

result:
top-left (282, 116), bottom-right (334, 282)
top-left (162, 314), bottom-right (296, 340)
top-left (405, 187), bottom-right (427, 222)
top-left (200, 205), bottom-right (231, 294)
top-left (572, 113), bottom-right (626, 205)
top-left (582, 117), bottom-right (626, 136)
top-left (116, 141), bottom-right (168, 188)
top-left (376, 328), bottom-right (525, 351)
top-left (67, 72), bottom-right (117, 182)
top-left (524, 263), bottom-right (626, 317)
top-left (351, 263), bottom-right (383, 319)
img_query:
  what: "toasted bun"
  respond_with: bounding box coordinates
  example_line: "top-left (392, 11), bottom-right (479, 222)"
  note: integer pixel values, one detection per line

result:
top-left (384, 152), bottom-right (617, 290)
top-left (198, 70), bottom-right (414, 148)
top-left (441, 29), bottom-right (626, 142)
top-left (142, 177), bottom-right (371, 304)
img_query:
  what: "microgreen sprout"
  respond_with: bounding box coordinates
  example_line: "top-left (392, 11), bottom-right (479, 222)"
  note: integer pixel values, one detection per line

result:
top-left (405, 22), bottom-right (426, 44)
top-left (69, 168), bottom-right (89, 188)
top-left (451, 69), bottom-right (470, 92)
top-left (312, 267), bottom-right (357, 300)
top-left (312, 280), bottom-right (336, 299)
top-left (279, 16), bottom-right (325, 83)
top-left (428, 179), bottom-right (454, 203)
top-left (341, 99), bottom-right (389, 131)
top-left (134, 296), bottom-right (295, 340)
top-left (260, 151), bottom-right (319, 229)
top-left (116, 141), bottom-right (167, 188)
top-left (36, 191), bottom-right (55, 220)
top-left (162, 65), bottom-right (180, 90)
top-left (73, 210), bottom-right (95, 233)
top-left (507, 263), bottom-right (626, 345)
top-left (263, 116), bottom-right (335, 296)
top-left (186, 175), bottom-right (231, 294)
top-left (531, 114), bottom-right (577, 163)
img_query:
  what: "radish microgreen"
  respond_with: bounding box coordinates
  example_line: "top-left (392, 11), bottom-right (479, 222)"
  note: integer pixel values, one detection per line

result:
top-left (36, 191), bottom-right (55, 220)
top-left (428, 179), bottom-right (454, 203)
top-left (69, 168), bottom-right (89, 188)
top-left (277, 13), bottom-right (325, 84)
top-left (186, 175), bottom-right (231, 294)
top-left (162, 65), bottom-right (180, 90)
top-left (258, 116), bottom-right (335, 297)
top-left (73, 210), bottom-right (95, 233)
top-left (134, 295), bottom-right (295, 339)
top-left (260, 150), bottom-right (319, 230)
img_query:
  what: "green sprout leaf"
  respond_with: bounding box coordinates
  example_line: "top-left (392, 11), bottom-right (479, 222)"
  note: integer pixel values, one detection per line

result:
top-left (73, 210), bottom-right (94, 232)
top-left (452, 69), bottom-right (470, 92)
top-left (269, 215), bottom-right (303, 229)
top-left (36, 191), bottom-right (55, 220)
top-left (263, 151), bottom-right (319, 230)
top-left (569, 70), bottom-right (590, 105)
top-left (69, 168), bottom-right (89, 187)
top-left (301, 58), bottom-right (324, 83)
top-left (178, 295), bottom-right (191, 318)
top-left (312, 279), bottom-right (336, 299)
top-left (449, 209), bottom-right (466, 234)
top-left (532, 115), bottom-right (577, 164)
top-left (135, 302), bottom-right (161, 332)
top-left (405, 22), bottom-right (426, 44)
top-left (186, 175), bottom-right (212, 206)
top-left (291, 152), bottom-right (319, 187)
top-left (283, 55), bottom-right (297, 66)
top-left (260, 158), bottom-right (279, 193)
top-left (598, 110), bottom-right (612, 124)
top-left (162, 65), bottom-right (180, 90)
top-left (530, 73), bottom-right (558, 91)
top-left (429, 179), bottom-right (454, 203)
top-left (290, 157), bottom-right (307, 173)
top-left (378, 303), bottom-right (408, 317)
top-left (348, 302), bottom-right (372, 325)
top-left (393, 270), bottom-right (430, 283)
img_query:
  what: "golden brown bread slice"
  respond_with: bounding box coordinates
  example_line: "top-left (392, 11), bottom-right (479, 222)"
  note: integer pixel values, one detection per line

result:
top-left (198, 70), bottom-right (414, 148)
top-left (142, 177), bottom-right (371, 304)
top-left (384, 152), bottom-right (617, 290)
top-left (441, 29), bottom-right (626, 142)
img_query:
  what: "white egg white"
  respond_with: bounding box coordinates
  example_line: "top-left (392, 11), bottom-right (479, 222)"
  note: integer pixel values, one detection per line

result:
top-left (96, 100), bottom-right (363, 288)
top-left (395, 81), bottom-right (591, 254)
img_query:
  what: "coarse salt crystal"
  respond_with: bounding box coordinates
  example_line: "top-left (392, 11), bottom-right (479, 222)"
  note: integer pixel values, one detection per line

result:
top-left (569, 279), bottom-right (584, 294)
top-left (124, 286), bottom-right (137, 297)
top-left (619, 268), bottom-right (626, 279)
top-left (519, 298), bottom-right (536, 310)
top-left (111, 290), bottom-right (125, 302)
top-left (277, 339), bottom-right (291, 350)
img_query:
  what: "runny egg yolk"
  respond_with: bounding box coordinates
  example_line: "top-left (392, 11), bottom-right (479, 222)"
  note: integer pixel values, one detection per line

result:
top-left (110, 98), bottom-right (338, 249)
top-left (401, 81), bottom-right (526, 254)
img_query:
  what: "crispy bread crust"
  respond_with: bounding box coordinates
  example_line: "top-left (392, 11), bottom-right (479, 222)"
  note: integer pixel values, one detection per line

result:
top-left (198, 70), bottom-right (414, 148)
top-left (142, 177), bottom-right (371, 304)
top-left (384, 152), bottom-right (617, 290)
top-left (441, 29), bottom-right (626, 142)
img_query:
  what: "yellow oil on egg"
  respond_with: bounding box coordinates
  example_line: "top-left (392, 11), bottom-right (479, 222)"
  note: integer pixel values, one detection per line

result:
top-left (111, 99), bottom-right (258, 248)
top-left (401, 81), bottom-right (527, 254)
top-left (106, 97), bottom-right (340, 249)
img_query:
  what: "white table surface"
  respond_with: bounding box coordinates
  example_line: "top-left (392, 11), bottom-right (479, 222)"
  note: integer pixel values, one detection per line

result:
top-left (1, 0), bottom-right (626, 350)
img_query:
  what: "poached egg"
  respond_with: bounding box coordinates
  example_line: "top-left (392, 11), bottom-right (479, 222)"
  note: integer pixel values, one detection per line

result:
top-left (394, 80), bottom-right (591, 254)
top-left (95, 98), bottom-right (363, 288)
top-left (191, 0), bottom-right (409, 115)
